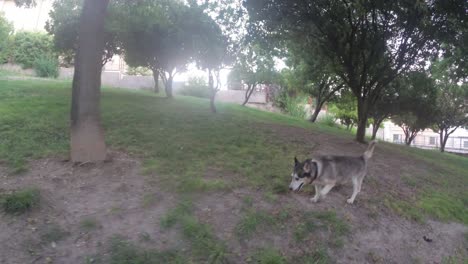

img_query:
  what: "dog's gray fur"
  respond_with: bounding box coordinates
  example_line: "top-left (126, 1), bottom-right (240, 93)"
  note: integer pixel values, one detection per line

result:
top-left (289, 140), bottom-right (377, 204)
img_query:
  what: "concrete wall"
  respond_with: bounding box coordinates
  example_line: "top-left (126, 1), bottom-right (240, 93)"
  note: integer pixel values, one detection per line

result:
top-left (215, 90), bottom-right (266, 104)
top-left (0, 64), bottom-right (158, 90)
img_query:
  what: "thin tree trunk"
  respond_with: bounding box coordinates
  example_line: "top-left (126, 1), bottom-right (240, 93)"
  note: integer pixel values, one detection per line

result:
top-left (371, 126), bottom-right (378, 140)
top-left (356, 98), bottom-right (369, 143)
top-left (151, 68), bottom-right (159, 93)
top-left (405, 132), bottom-right (417, 146)
top-left (440, 129), bottom-right (451, 153)
top-left (372, 118), bottom-right (385, 140)
top-left (310, 99), bottom-right (324, 123)
top-left (165, 74), bottom-right (173, 98)
top-left (242, 84), bottom-right (255, 106)
top-left (208, 69), bottom-right (216, 113)
top-left (439, 129), bottom-right (445, 152)
top-left (70, 0), bottom-right (109, 162)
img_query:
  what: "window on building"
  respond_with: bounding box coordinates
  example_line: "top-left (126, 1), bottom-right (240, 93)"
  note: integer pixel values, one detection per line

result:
top-left (429, 137), bottom-right (436, 145)
top-left (464, 141), bottom-right (468, 149)
top-left (393, 134), bottom-right (401, 143)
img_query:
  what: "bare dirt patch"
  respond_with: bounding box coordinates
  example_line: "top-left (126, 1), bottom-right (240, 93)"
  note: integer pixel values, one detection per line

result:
top-left (0, 152), bottom-right (180, 264)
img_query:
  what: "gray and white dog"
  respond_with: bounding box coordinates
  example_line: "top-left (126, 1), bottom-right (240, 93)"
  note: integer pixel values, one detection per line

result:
top-left (289, 141), bottom-right (377, 204)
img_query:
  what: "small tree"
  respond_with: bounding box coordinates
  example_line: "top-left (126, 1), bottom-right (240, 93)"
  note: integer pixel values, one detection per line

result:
top-left (392, 71), bottom-right (437, 145)
top-left (329, 90), bottom-right (359, 131)
top-left (245, 0), bottom-right (439, 142)
top-left (0, 13), bottom-right (13, 63)
top-left (283, 45), bottom-right (344, 122)
top-left (368, 78), bottom-right (403, 140)
top-left (431, 60), bottom-right (468, 152)
top-left (45, 0), bottom-right (121, 66)
top-left (229, 44), bottom-right (277, 106)
top-left (188, 1), bottom-right (230, 113)
top-left (112, 0), bottom-right (195, 98)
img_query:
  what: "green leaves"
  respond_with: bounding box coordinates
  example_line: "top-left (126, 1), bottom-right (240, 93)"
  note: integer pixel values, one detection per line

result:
top-left (7, 31), bottom-right (56, 69)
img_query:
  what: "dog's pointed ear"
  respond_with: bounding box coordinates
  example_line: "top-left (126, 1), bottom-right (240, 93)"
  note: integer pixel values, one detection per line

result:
top-left (294, 157), bottom-right (299, 165)
top-left (303, 161), bottom-right (311, 173)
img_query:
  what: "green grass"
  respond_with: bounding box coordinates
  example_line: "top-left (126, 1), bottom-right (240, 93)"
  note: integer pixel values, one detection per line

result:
top-left (0, 80), bottom-right (311, 189)
top-left (1, 188), bottom-right (40, 214)
top-left (316, 114), bottom-right (339, 128)
top-left (418, 192), bottom-right (468, 224)
top-left (80, 217), bottom-right (100, 231)
top-left (294, 211), bottom-right (349, 247)
top-left (160, 200), bottom-right (228, 263)
top-left (0, 79), bottom-right (467, 225)
top-left (383, 198), bottom-right (424, 223)
top-left (251, 248), bottom-right (286, 264)
top-left (380, 142), bottom-right (468, 224)
top-left (235, 210), bottom-right (277, 238)
top-left (290, 249), bottom-right (330, 264)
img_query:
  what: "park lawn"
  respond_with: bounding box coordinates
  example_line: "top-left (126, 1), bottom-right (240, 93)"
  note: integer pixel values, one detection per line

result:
top-left (0, 79), bottom-right (347, 192)
top-left (0, 79), bottom-right (467, 263)
top-left (0, 79), bottom-right (467, 222)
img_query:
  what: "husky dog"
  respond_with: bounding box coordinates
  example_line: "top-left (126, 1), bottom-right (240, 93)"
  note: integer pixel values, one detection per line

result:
top-left (289, 141), bottom-right (377, 204)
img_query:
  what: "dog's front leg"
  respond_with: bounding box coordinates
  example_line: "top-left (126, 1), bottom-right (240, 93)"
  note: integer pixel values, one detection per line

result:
top-left (347, 178), bottom-right (359, 204)
top-left (311, 185), bottom-right (321, 203)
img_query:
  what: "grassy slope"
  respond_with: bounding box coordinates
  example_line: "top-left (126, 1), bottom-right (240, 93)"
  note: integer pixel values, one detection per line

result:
top-left (0, 79), bottom-right (466, 226)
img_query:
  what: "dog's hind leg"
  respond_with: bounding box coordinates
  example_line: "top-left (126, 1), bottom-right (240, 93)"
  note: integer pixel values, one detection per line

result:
top-left (311, 185), bottom-right (321, 203)
top-left (319, 184), bottom-right (335, 198)
top-left (347, 178), bottom-right (360, 204)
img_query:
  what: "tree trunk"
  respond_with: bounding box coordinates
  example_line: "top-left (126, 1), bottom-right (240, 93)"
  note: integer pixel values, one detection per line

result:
top-left (371, 126), bottom-right (378, 140)
top-left (439, 129), bottom-right (450, 153)
top-left (242, 84), bottom-right (255, 106)
top-left (371, 118), bottom-right (384, 140)
top-left (70, 0), bottom-right (109, 162)
top-left (165, 75), bottom-right (173, 98)
top-left (151, 68), bottom-right (159, 93)
top-left (309, 99), bottom-right (323, 122)
top-left (405, 133), bottom-right (416, 146)
top-left (356, 99), bottom-right (369, 143)
top-left (208, 69), bottom-right (217, 113)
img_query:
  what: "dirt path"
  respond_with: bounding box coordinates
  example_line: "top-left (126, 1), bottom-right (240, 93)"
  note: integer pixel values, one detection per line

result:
top-left (1, 125), bottom-right (467, 263)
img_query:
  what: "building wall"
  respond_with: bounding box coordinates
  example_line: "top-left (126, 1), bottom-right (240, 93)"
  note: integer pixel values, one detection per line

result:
top-left (368, 121), bottom-right (468, 154)
top-left (215, 90), bottom-right (267, 104)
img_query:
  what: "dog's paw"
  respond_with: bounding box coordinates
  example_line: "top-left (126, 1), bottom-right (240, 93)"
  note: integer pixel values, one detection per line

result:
top-left (310, 197), bottom-right (319, 203)
top-left (346, 198), bottom-right (354, 204)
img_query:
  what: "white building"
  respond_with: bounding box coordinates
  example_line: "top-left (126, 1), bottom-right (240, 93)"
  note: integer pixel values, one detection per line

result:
top-left (370, 121), bottom-right (468, 154)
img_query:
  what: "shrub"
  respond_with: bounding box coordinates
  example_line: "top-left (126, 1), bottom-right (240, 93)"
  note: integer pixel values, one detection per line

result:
top-left (0, 13), bottom-right (13, 64)
top-left (9, 31), bottom-right (55, 69)
top-left (318, 114), bottom-right (339, 128)
top-left (2, 188), bottom-right (40, 214)
top-left (284, 95), bottom-right (308, 119)
top-left (179, 76), bottom-right (211, 98)
top-left (34, 55), bottom-right (59, 78)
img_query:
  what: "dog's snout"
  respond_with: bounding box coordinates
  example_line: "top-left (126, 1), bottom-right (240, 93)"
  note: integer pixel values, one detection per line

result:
top-left (289, 187), bottom-right (293, 191)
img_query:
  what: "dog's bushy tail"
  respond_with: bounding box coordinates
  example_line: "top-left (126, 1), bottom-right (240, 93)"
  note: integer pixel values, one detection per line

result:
top-left (363, 140), bottom-right (377, 160)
